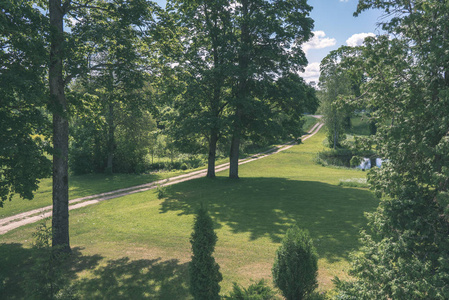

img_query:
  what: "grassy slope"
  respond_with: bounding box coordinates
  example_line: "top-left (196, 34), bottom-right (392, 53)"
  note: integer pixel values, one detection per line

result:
top-left (0, 130), bottom-right (378, 299)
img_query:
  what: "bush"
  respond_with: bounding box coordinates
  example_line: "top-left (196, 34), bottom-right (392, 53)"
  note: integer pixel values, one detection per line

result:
top-left (272, 226), bottom-right (318, 300)
top-left (189, 206), bottom-right (222, 300)
top-left (226, 280), bottom-right (276, 300)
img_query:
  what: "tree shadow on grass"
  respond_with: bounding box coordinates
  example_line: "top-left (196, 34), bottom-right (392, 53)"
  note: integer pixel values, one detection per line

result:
top-left (0, 243), bottom-right (190, 299)
top-left (160, 177), bottom-right (378, 263)
top-left (73, 257), bottom-right (190, 300)
top-left (0, 243), bottom-right (102, 299)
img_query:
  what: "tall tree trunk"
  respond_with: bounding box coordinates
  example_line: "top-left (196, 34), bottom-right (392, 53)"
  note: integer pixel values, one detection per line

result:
top-left (207, 129), bottom-right (218, 178)
top-left (205, 4), bottom-right (224, 179)
top-left (229, 131), bottom-right (240, 179)
top-left (229, 0), bottom-right (249, 179)
top-left (106, 101), bottom-right (115, 174)
top-left (50, 0), bottom-right (70, 252)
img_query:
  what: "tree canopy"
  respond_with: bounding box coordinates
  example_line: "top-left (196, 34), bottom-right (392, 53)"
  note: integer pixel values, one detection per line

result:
top-left (0, 0), bottom-right (51, 206)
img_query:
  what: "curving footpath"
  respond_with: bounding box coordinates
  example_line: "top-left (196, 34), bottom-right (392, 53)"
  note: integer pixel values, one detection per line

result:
top-left (0, 122), bottom-right (323, 235)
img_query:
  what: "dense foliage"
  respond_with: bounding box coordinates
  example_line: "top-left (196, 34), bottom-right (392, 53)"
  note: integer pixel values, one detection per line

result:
top-left (0, 1), bottom-right (51, 206)
top-left (335, 0), bottom-right (449, 298)
top-left (272, 226), bottom-right (318, 300)
top-left (189, 206), bottom-right (222, 300)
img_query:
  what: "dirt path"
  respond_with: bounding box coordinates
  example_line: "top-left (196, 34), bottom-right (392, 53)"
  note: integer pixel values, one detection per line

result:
top-left (0, 122), bottom-right (323, 235)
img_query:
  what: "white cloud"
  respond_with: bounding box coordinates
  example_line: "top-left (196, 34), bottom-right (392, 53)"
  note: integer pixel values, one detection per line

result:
top-left (302, 31), bottom-right (337, 55)
top-left (301, 62), bottom-right (321, 84)
top-left (346, 32), bottom-right (376, 47)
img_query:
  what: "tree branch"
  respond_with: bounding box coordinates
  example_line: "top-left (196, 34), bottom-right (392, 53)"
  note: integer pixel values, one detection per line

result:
top-left (62, 0), bottom-right (72, 14)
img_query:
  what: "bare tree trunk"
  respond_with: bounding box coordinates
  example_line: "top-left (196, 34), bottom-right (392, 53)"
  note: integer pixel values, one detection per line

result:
top-left (229, 0), bottom-right (249, 179)
top-left (50, 0), bottom-right (70, 253)
top-left (207, 130), bottom-right (219, 178)
top-left (229, 132), bottom-right (240, 179)
top-left (205, 4), bottom-right (224, 179)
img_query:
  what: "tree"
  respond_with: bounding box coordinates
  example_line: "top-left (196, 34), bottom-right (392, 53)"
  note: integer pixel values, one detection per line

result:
top-left (164, 0), bottom-right (234, 178)
top-left (272, 225), bottom-right (318, 300)
top-left (336, 1), bottom-right (449, 298)
top-left (228, 0), bottom-right (314, 178)
top-left (318, 64), bottom-right (350, 149)
top-left (244, 74), bottom-right (318, 149)
top-left (48, 0), bottom-right (72, 252)
top-left (189, 206), bottom-right (222, 300)
top-left (0, 0), bottom-right (51, 207)
top-left (319, 46), bottom-right (364, 149)
top-left (70, 3), bottom-right (153, 174)
top-left (47, 0), bottom-right (158, 251)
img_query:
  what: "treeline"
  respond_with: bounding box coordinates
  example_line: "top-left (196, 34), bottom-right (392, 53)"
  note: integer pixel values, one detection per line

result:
top-left (1, 0), bottom-right (317, 250)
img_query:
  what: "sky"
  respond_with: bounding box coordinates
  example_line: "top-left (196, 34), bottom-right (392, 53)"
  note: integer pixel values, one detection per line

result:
top-left (302, 0), bottom-right (386, 84)
top-left (154, 0), bottom-right (386, 84)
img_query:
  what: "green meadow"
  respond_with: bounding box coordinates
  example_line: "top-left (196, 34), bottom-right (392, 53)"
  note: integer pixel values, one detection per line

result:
top-left (0, 129), bottom-right (378, 299)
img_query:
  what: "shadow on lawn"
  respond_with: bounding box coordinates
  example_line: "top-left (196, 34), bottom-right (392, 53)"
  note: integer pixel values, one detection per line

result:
top-left (0, 243), bottom-right (102, 299)
top-left (0, 243), bottom-right (190, 299)
top-left (160, 177), bottom-right (378, 263)
top-left (73, 257), bottom-right (190, 299)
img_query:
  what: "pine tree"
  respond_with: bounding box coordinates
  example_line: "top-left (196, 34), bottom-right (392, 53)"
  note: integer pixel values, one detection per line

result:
top-left (189, 206), bottom-right (222, 300)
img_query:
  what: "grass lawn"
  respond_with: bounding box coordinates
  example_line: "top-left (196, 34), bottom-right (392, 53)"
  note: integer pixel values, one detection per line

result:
top-left (0, 130), bottom-right (378, 299)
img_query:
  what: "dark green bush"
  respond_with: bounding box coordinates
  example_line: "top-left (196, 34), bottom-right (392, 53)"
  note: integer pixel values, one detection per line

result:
top-left (189, 206), bottom-right (222, 300)
top-left (226, 280), bottom-right (276, 300)
top-left (272, 226), bottom-right (318, 300)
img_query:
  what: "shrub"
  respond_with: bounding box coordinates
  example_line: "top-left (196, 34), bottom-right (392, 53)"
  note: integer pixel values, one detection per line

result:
top-left (189, 206), bottom-right (222, 300)
top-left (272, 226), bottom-right (318, 300)
top-left (226, 280), bottom-right (276, 300)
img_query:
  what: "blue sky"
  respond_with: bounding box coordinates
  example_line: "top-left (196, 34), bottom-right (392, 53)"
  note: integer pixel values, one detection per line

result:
top-left (303, 0), bottom-right (385, 84)
top-left (154, 0), bottom-right (385, 84)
